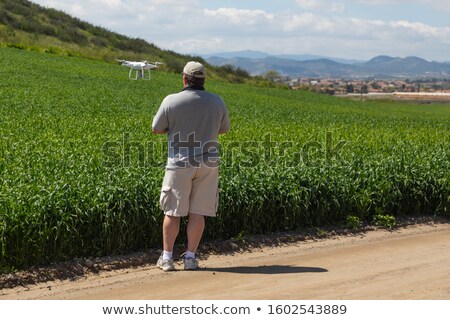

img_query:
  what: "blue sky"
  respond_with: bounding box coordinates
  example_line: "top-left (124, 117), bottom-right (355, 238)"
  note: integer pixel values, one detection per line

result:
top-left (30, 0), bottom-right (450, 61)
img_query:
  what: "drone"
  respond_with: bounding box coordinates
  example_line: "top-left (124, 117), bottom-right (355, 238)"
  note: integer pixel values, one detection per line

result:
top-left (117, 60), bottom-right (163, 80)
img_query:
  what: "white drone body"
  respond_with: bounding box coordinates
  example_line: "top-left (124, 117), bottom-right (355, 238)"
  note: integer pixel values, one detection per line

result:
top-left (117, 60), bottom-right (163, 80)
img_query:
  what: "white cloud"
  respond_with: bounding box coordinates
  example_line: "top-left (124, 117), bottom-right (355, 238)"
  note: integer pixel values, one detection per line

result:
top-left (203, 8), bottom-right (274, 26)
top-left (283, 11), bottom-right (450, 40)
top-left (166, 37), bottom-right (224, 54)
top-left (390, 20), bottom-right (450, 42)
top-left (285, 14), bottom-right (378, 37)
top-left (296, 0), bottom-right (322, 9)
top-left (283, 13), bottom-right (338, 33)
top-left (351, 0), bottom-right (407, 4)
top-left (296, 0), bottom-right (450, 13)
top-left (296, 0), bottom-right (345, 12)
top-left (350, 0), bottom-right (450, 11)
top-left (97, 0), bottom-right (123, 9)
top-left (279, 12), bottom-right (450, 59)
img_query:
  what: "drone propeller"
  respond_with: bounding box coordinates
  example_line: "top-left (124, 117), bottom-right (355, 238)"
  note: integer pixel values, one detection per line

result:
top-left (141, 61), bottom-right (163, 66)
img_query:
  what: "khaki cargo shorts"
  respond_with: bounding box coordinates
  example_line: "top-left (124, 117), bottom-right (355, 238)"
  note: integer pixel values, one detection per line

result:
top-left (159, 166), bottom-right (219, 217)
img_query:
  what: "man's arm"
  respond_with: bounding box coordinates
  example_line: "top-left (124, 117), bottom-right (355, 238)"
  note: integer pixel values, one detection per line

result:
top-left (218, 105), bottom-right (230, 135)
top-left (152, 128), bottom-right (168, 134)
top-left (152, 99), bottom-right (169, 134)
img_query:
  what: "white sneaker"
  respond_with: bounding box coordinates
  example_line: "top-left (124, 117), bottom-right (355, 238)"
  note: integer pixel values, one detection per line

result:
top-left (183, 257), bottom-right (199, 270)
top-left (157, 254), bottom-right (175, 271)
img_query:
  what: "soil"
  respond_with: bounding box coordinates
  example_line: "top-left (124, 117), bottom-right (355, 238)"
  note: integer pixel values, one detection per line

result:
top-left (1, 218), bottom-right (450, 300)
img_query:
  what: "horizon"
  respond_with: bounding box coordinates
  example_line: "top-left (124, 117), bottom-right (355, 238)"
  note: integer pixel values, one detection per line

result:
top-left (29, 0), bottom-right (450, 62)
top-left (197, 50), bottom-right (449, 63)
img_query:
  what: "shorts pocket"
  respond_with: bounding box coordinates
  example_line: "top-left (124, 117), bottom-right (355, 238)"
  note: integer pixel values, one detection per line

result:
top-left (160, 186), bottom-right (175, 212)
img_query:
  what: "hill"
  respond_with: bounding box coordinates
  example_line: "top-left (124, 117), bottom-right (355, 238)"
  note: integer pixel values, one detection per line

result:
top-left (357, 56), bottom-right (450, 77)
top-left (206, 53), bottom-right (450, 79)
top-left (0, 0), bottom-right (250, 82)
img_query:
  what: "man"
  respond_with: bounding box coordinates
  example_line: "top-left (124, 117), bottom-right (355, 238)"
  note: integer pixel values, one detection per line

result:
top-left (152, 61), bottom-right (230, 271)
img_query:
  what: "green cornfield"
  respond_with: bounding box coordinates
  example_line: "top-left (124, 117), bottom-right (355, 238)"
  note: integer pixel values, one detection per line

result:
top-left (0, 47), bottom-right (449, 270)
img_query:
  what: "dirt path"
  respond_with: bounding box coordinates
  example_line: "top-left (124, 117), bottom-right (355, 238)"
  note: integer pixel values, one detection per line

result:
top-left (2, 223), bottom-right (450, 300)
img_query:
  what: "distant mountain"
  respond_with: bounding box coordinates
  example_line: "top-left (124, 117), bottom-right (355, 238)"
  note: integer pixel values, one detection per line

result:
top-left (205, 53), bottom-right (450, 79)
top-left (358, 56), bottom-right (448, 77)
top-left (202, 50), bottom-right (363, 65)
top-left (202, 50), bottom-right (270, 60)
top-left (364, 55), bottom-right (396, 65)
top-left (274, 54), bottom-right (363, 65)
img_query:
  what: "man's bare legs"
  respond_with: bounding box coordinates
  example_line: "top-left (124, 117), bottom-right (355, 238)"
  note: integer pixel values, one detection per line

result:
top-left (163, 215), bottom-right (180, 253)
top-left (186, 213), bottom-right (205, 253)
top-left (161, 213), bottom-right (204, 270)
top-left (162, 213), bottom-right (205, 253)
top-left (157, 215), bottom-right (180, 271)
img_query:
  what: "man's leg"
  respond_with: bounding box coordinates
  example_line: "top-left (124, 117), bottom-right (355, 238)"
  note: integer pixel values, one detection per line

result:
top-left (163, 215), bottom-right (181, 253)
top-left (186, 213), bottom-right (205, 253)
top-left (157, 215), bottom-right (180, 271)
top-left (183, 213), bottom-right (204, 270)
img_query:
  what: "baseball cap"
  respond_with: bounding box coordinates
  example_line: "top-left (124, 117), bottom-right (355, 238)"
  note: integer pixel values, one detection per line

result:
top-left (183, 61), bottom-right (206, 78)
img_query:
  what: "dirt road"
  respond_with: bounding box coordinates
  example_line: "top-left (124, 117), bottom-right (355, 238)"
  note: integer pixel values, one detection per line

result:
top-left (2, 223), bottom-right (450, 300)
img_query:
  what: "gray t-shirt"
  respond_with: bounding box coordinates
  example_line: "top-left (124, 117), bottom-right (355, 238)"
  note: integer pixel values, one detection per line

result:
top-left (152, 88), bottom-right (230, 168)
